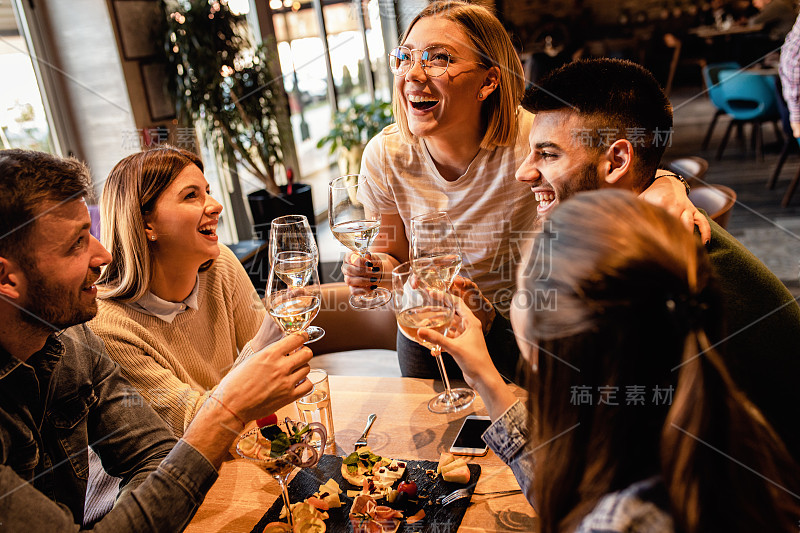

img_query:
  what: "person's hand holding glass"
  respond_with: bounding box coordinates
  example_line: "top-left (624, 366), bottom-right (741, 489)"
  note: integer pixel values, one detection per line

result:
top-left (329, 174), bottom-right (391, 309)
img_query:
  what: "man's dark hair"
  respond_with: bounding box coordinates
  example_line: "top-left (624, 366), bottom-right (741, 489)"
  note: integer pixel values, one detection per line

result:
top-left (522, 58), bottom-right (673, 190)
top-left (0, 149), bottom-right (92, 262)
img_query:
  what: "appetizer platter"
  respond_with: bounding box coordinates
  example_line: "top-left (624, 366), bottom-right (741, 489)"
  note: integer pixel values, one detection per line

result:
top-left (251, 448), bottom-right (481, 533)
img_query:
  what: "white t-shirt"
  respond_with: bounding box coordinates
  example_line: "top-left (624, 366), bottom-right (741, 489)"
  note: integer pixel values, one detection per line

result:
top-left (358, 109), bottom-right (536, 311)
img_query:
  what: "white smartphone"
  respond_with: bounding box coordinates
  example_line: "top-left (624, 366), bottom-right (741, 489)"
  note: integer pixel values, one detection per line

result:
top-left (450, 415), bottom-right (491, 456)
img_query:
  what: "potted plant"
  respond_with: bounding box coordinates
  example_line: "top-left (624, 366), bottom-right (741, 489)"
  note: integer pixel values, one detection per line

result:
top-left (317, 99), bottom-right (394, 175)
top-left (164, 0), bottom-right (314, 239)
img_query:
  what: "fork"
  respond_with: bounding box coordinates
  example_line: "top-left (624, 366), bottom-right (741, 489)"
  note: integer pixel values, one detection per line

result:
top-left (354, 413), bottom-right (377, 450)
top-left (439, 488), bottom-right (523, 506)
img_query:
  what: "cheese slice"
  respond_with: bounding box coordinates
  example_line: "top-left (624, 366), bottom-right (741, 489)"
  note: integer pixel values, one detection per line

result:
top-left (440, 458), bottom-right (467, 475)
top-left (442, 464), bottom-right (470, 484)
top-left (373, 459), bottom-right (406, 488)
top-left (437, 452), bottom-right (456, 473)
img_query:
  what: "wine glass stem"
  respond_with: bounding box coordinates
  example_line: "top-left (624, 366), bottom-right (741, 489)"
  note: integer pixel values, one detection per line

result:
top-left (432, 348), bottom-right (454, 403)
top-left (277, 475), bottom-right (293, 526)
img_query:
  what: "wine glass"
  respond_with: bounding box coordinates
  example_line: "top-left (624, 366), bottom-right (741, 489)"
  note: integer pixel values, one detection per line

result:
top-left (410, 211), bottom-right (463, 291)
top-left (236, 421), bottom-right (326, 527)
top-left (269, 214), bottom-right (318, 265)
top-left (266, 252), bottom-right (324, 342)
top-left (392, 262), bottom-right (475, 414)
top-left (328, 174), bottom-right (391, 309)
top-left (269, 215), bottom-right (325, 341)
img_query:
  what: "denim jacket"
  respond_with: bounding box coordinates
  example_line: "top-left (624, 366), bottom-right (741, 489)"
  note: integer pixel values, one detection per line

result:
top-left (0, 324), bottom-right (218, 531)
top-left (481, 400), bottom-right (534, 503)
top-left (482, 401), bottom-right (674, 532)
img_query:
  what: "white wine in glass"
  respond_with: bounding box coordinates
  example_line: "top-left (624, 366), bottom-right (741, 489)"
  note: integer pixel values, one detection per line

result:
top-left (269, 215), bottom-right (324, 341)
top-left (328, 174), bottom-right (391, 309)
top-left (330, 219), bottom-right (381, 255)
top-left (266, 253), bottom-right (324, 342)
top-left (392, 261), bottom-right (474, 414)
top-left (274, 251), bottom-right (315, 288)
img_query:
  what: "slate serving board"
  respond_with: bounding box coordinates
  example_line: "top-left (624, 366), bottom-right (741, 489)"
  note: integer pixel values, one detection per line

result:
top-left (251, 454), bottom-right (481, 533)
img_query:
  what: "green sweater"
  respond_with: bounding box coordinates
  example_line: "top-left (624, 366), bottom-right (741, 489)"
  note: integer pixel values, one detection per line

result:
top-left (706, 218), bottom-right (800, 459)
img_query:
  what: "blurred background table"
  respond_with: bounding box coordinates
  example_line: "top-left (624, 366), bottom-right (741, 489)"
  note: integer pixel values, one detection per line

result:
top-left (185, 376), bottom-right (535, 532)
top-left (689, 23), bottom-right (764, 39)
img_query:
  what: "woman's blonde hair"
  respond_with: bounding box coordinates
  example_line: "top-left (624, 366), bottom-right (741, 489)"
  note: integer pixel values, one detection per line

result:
top-left (97, 146), bottom-right (205, 302)
top-left (392, 0), bottom-right (524, 150)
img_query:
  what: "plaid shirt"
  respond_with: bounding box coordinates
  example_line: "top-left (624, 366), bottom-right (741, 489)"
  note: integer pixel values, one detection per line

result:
top-left (781, 13), bottom-right (800, 125)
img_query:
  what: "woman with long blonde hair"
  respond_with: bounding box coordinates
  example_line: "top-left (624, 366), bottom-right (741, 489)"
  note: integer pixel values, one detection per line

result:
top-left (344, 0), bottom-right (708, 383)
top-left (92, 146), bottom-right (281, 434)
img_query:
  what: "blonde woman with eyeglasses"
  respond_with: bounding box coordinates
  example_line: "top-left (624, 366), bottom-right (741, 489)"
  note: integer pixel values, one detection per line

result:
top-left (342, 0), bottom-right (705, 383)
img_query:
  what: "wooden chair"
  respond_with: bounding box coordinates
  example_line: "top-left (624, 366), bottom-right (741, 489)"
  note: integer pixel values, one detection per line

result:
top-left (688, 184), bottom-right (737, 229)
top-left (310, 283), bottom-right (400, 376)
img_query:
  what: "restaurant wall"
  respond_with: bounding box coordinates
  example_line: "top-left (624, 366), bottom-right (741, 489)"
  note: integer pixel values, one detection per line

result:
top-left (31, 0), bottom-right (138, 194)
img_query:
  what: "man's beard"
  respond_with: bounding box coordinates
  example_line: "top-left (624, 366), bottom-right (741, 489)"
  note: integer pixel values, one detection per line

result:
top-left (19, 268), bottom-right (100, 332)
top-left (533, 163), bottom-right (602, 231)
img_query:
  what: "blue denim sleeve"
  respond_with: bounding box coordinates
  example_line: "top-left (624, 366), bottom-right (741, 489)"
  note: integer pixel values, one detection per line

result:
top-left (85, 327), bottom-right (178, 494)
top-left (82, 325), bottom-right (219, 531)
top-left (481, 400), bottom-right (535, 504)
top-left (0, 438), bottom-right (217, 532)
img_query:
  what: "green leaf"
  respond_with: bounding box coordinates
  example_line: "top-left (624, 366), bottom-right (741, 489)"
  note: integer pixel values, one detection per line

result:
top-left (270, 433), bottom-right (290, 457)
top-left (343, 451), bottom-right (360, 465)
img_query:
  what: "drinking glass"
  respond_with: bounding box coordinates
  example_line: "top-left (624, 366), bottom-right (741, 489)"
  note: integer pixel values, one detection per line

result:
top-left (295, 369), bottom-right (335, 449)
top-left (410, 211), bottom-right (463, 291)
top-left (269, 214), bottom-right (318, 265)
top-left (266, 252), bottom-right (324, 342)
top-left (328, 174), bottom-right (391, 309)
top-left (236, 422), bottom-right (326, 527)
top-left (269, 215), bottom-right (324, 341)
top-left (392, 262), bottom-right (475, 413)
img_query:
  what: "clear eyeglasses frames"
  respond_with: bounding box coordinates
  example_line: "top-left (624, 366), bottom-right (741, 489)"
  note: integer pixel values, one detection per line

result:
top-left (389, 46), bottom-right (452, 77)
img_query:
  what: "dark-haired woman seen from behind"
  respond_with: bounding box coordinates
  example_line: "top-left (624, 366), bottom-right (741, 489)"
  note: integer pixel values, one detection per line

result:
top-left (421, 190), bottom-right (800, 532)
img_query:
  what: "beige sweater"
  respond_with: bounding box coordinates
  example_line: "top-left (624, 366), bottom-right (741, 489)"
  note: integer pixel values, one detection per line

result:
top-left (90, 244), bottom-right (270, 436)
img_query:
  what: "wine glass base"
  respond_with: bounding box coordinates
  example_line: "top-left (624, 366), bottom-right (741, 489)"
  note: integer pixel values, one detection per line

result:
top-left (427, 388), bottom-right (475, 414)
top-left (350, 288), bottom-right (391, 309)
top-left (304, 326), bottom-right (325, 343)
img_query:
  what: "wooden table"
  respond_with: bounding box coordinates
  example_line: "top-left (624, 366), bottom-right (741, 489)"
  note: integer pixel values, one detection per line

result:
top-left (186, 376), bottom-right (536, 532)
